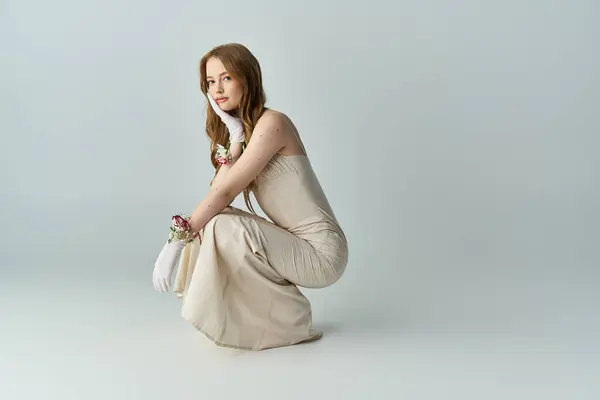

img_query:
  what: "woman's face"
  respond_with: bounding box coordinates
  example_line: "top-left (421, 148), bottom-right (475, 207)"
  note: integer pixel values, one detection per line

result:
top-left (205, 57), bottom-right (243, 112)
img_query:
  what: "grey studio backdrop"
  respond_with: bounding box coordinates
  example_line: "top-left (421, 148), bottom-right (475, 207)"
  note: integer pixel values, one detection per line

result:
top-left (2, 1), bottom-right (599, 398)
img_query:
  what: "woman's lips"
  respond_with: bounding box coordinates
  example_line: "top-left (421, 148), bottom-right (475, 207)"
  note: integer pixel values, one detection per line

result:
top-left (216, 97), bottom-right (229, 103)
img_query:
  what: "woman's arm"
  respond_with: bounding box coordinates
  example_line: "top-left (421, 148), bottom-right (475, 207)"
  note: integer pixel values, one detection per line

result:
top-left (188, 113), bottom-right (287, 233)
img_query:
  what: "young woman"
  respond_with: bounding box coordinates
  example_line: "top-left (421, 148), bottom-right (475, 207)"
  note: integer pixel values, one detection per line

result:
top-left (152, 43), bottom-right (348, 350)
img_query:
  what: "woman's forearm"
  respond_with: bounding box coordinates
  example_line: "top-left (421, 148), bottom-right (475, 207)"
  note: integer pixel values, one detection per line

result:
top-left (190, 142), bottom-right (244, 233)
top-left (211, 161), bottom-right (233, 188)
top-left (187, 187), bottom-right (233, 233)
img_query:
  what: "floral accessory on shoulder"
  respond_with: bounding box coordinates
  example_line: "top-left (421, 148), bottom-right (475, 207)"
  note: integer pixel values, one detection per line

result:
top-left (168, 215), bottom-right (198, 243)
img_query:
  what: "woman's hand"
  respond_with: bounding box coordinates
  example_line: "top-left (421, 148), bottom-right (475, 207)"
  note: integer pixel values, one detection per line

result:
top-left (152, 240), bottom-right (186, 293)
top-left (207, 93), bottom-right (245, 144)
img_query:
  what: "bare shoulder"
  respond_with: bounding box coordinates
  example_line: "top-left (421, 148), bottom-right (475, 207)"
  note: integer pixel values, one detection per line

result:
top-left (251, 109), bottom-right (294, 140)
top-left (256, 109), bottom-right (293, 130)
top-left (255, 109), bottom-right (305, 155)
top-left (245, 109), bottom-right (289, 152)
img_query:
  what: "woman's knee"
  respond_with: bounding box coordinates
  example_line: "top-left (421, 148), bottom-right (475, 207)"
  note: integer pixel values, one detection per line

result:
top-left (205, 211), bottom-right (239, 231)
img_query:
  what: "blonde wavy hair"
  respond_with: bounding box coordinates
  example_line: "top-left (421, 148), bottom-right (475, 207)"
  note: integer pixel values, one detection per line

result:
top-left (199, 43), bottom-right (268, 214)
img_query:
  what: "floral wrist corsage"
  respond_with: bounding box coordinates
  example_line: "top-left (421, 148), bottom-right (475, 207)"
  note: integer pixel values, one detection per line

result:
top-left (215, 144), bottom-right (232, 165)
top-left (215, 142), bottom-right (246, 165)
top-left (168, 215), bottom-right (198, 243)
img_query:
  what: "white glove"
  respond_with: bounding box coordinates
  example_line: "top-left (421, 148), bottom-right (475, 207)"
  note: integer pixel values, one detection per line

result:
top-left (207, 93), bottom-right (245, 143)
top-left (152, 239), bottom-right (186, 293)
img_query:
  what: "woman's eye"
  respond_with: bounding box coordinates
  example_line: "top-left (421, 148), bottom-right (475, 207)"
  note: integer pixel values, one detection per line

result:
top-left (223, 76), bottom-right (231, 81)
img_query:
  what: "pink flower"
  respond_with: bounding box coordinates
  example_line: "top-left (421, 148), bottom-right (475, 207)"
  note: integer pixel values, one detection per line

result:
top-left (216, 156), bottom-right (228, 165)
top-left (171, 215), bottom-right (190, 231)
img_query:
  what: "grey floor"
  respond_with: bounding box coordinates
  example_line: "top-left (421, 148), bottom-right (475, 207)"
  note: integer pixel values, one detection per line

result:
top-left (1, 274), bottom-right (598, 399)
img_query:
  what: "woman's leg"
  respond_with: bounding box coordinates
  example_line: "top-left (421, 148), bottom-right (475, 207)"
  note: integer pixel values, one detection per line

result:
top-left (174, 208), bottom-right (322, 350)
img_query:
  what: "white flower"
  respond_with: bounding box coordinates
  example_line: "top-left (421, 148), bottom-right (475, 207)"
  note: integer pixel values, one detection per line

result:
top-left (216, 144), bottom-right (229, 159)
